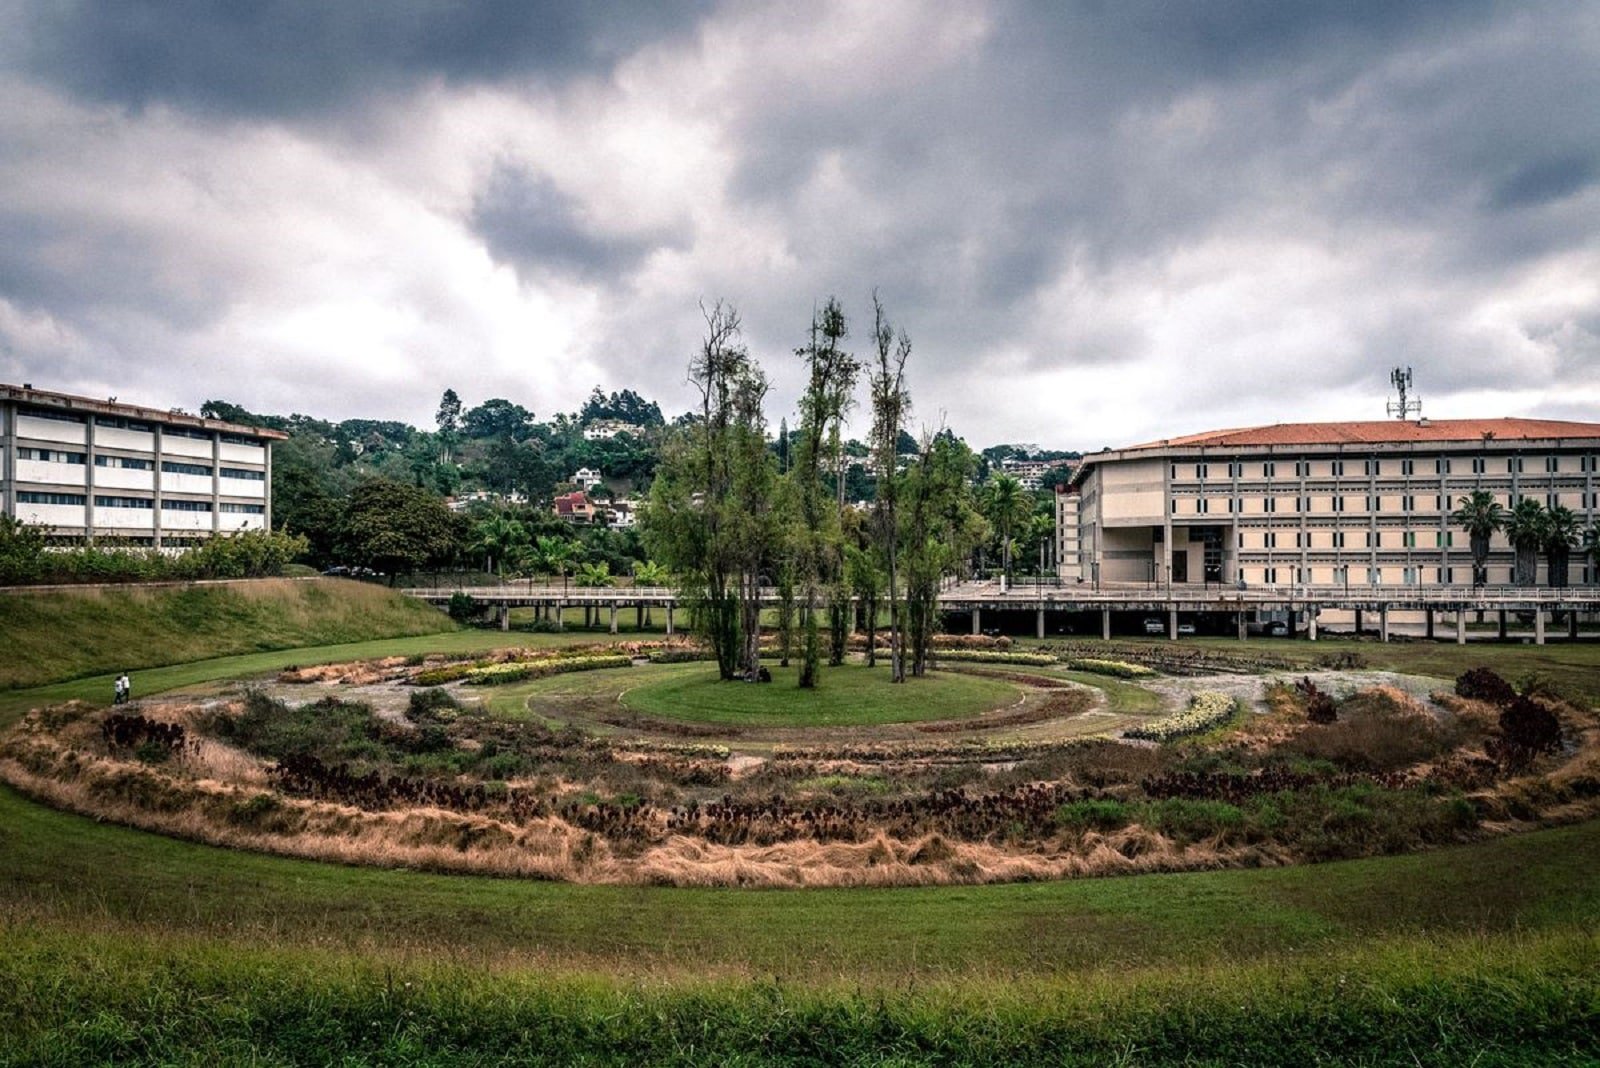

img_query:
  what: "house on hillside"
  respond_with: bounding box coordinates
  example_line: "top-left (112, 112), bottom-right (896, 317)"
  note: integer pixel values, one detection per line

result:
top-left (582, 420), bottom-right (643, 441)
top-left (572, 467), bottom-right (603, 491)
top-left (553, 490), bottom-right (594, 523)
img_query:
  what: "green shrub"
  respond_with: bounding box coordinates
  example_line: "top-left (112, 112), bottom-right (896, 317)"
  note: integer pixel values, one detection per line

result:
top-left (463, 654), bottom-right (632, 686)
top-left (1125, 692), bottom-right (1237, 742)
top-left (1065, 658), bottom-right (1157, 678)
top-left (1146, 798), bottom-right (1245, 842)
top-left (935, 650), bottom-right (1057, 666)
top-left (1054, 798), bottom-right (1132, 832)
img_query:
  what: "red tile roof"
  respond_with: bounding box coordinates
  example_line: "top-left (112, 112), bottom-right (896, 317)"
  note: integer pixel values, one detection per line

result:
top-left (1122, 418), bottom-right (1600, 451)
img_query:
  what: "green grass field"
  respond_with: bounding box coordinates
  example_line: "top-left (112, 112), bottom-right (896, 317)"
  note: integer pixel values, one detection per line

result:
top-left (619, 661), bottom-right (1019, 726)
top-left (0, 577), bottom-right (455, 690)
top-left (5, 608), bottom-right (1600, 1062)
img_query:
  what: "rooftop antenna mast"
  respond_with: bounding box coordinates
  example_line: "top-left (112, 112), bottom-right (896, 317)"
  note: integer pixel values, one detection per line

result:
top-left (1386, 366), bottom-right (1421, 421)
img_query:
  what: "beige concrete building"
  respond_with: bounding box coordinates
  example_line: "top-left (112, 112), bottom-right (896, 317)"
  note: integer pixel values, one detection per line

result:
top-left (1, 383), bottom-right (285, 547)
top-left (1065, 418), bottom-right (1600, 589)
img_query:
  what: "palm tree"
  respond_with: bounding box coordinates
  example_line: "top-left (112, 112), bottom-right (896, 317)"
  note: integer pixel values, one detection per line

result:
top-left (1584, 525), bottom-right (1600, 587)
top-left (574, 560), bottom-right (614, 628)
top-left (1501, 498), bottom-right (1547, 587)
top-left (533, 536), bottom-right (579, 629)
top-left (631, 559), bottom-right (670, 627)
top-left (470, 514), bottom-right (528, 578)
top-left (1451, 490), bottom-right (1504, 587)
top-left (984, 475), bottom-right (1030, 593)
top-left (1542, 505), bottom-right (1581, 588)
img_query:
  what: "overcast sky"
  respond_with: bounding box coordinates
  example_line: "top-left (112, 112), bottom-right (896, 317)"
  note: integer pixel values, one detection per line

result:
top-left (2, 1), bottom-right (1597, 450)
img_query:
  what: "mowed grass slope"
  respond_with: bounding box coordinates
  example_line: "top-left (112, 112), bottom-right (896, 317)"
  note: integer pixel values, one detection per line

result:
top-left (0, 578), bottom-right (454, 689)
top-left (2, 786), bottom-right (1597, 1063)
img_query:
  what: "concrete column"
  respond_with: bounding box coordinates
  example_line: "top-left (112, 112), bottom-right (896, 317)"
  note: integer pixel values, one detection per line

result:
top-left (1036, 607), bottom-right (1045, 639)
top-left (1354, 608), bottom-right (1363, 636)
top-left (666, 603), bottom-right (674, 635)
top-left (609, 602), bottom-right (618, 635)
top-left (84, 415), bottom-right (97, 542)
top-left (1379, 605), bottom-right (1389, 642)
top-left (1, 399), bottom-right (16, 518)
top-left (556, 601), bottom-right (564, 631)
top-left (152, 425), bottom-right (164, 549)
top-left (264, 439), bottom-right (274, 531)
top-left (1308, 612), bottom-right (1318, 641)
top-left (210, 431), bottom-right (221, 534)
top-left (1425, 611), bottom-right (1434, 641)
top-left (498, 605), bottom-right (510, 631)
top-left (1457, 610), bottom-right (1466, 645)
top-left (1569, 611), bottom-right (1579, 640)
top-left (971, 607), bottom-right (981, 636)
top-left (1237, 610), bottom-right (1247, 641)
top-left (1101, 608), bottom-right (1111, 641)
top-left (1168, 607), bottom-right (1178, 640)
top-left (1535, 609), bottom-right (1545, 645)
top-left (1498, 610), bottom-right (1507, 640)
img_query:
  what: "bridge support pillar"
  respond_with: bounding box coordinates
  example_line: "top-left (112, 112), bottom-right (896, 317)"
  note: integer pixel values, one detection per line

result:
top-left (1237, 610), bottom-right (1246, 641)
top-left (1570, 610), bottom-right (1579, 640)
top-left (1168, 608), bottom-right (1178, 641)
top-left (971, 607), bottom-right (981, 636)
top-left (666, 603), bottom-right (674, 635)
top-left (1101, 608), bottom-right (1111, 641)
top-left (1498, 610), bottom-right (1507, 640)
top-left (1457, 610), bottom-right (1466, 645)
top-left (1378, 605), bottom-right (1389, 643)
top-left (498, 605), bottom-right (510, 632)
top-left (1535, 609), bottom-right (1545, 646)
top-left (609, 602), bottom-right (618, 635)
top-left (555, 601), bottom-right (564, 632)
top-left (1425, 611), bottom-right (1434, 641)
top-left (1036, 607), bottom-right (1045, 639)
top-left (1308, 612), bottom-right (1317, 641)
top-left (1354, 609), bottom-right (1363, 636)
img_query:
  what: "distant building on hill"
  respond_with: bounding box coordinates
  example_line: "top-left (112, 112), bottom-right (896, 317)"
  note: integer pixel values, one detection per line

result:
top-left (553, 490), bottom-right (594, 523)
top-left (582, 420), bottom-right (643, 441)
top-left (1, 383), bottom-right (284, 547)
top-left (572, 466), bottom-right (603, 490)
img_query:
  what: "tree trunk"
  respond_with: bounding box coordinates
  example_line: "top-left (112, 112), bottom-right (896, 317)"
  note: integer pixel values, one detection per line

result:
top-left (1515, 545), bottom-right (1537, 586)
top-left (1549, 545), bottom-right (1570, 588)
top-left (1471, 532), bottom-right (1489, 586)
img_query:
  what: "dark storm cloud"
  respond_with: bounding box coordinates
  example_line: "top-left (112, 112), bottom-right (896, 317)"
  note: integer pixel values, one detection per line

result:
top-left (14, 0), bottom-right (713, 116)
top-left (470, 162), bottom-right (685, 281)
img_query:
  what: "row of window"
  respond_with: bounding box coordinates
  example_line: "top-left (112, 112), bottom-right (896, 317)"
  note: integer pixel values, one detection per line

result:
top-left (1177, 455), bottom-right (1598, 480)
top-left (1255, 566), bottom-right (1438, 585)
top-left (15, 409), bottom-right (270, 443)
top-left (1248, 530), bottom-right (1456, 550)
top-left (1178, 491), bottom-right (1596, 515)
top-left (96, 455), bottom-right (154, 470)
top-left (162, 461), bottom-right (212, 476)
top-left (19, 492), bottom-right (259, 514)
top-left (18, 447), bottom-right (85, 464)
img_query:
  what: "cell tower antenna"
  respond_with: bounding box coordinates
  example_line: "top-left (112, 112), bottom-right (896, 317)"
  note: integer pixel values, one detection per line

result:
top-left (1386, 366), bottom-right (1421, 421)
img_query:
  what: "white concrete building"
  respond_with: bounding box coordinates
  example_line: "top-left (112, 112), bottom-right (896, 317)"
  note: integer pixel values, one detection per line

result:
top-left (582, 420), bottom-right (643, 441)
top-left (1068, 417), bottom-right (1600, 588)
top-left (572, 467), bottom-right (603, 491)
top-left (2, 383), bottom-right (284, 547)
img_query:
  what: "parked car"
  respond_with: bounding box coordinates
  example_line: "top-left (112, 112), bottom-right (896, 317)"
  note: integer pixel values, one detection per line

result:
top-left (1266, 620), bottom-right (1289, 637)
top-left (1142, 617), bottom-right (1164, 635)
top-left (1177, 621), bottom-right (1197, 636)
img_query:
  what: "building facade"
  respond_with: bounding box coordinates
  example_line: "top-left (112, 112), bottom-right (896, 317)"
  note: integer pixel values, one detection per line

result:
top-left (1, 384), bottom-right (285, 547)
top-left (1068, 418), bottom-right (1600, 588)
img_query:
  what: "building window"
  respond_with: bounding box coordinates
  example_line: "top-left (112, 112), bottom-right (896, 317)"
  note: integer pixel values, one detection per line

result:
top-left (20, 407), bottom-right (86, 424)
top-left (1367, 567), bottom-right (1381, 585)
top-left (1435, 494), bottom-right (1445, 511)
top-left (1437, 458), bottom-right (1451, 474)
top-left (219, 467), bottom-right (265, 481)
top-left (1472, 458), bottom-right (1486, 474)
top-left (1333, 531), bottom-right (1346, 548)
top-left (164, 426), bottom-right (214, 441)
top-left (1264, 567), bottom-right (1278, 584)
top-left (94, 496), bottom-right (153, 509)
top-left (219, 433), bottom-right (262, 447)
top-left (1403, 494), bottom-right (1416, 510)
top-left (1403, 531), bottom-right (1417, 548)
top-left (1368, 495), bottom-right (1379, 512)
top-left (1264, 497), bottom-right (1276, 513)
top-left (1197, 498), bottom-right (1209, 514)
top-left (161, 461), bottom-right (213, 476)
top-left (1333, 496), bottom-right (1346, 513)
top-left (1508, 456), bottom-right (1522, 473)
top-left (1364, 459), bottom-right (1380, 476)
top-left (1546, 456), bottom-right (1559, 473)
top-left (219, 503), bottom-right (265, 514)
top-left (95, 415), bottom-right (154, 432)
top-left (17, 447), bottom-right (86, 464)
top-left (1403, 566), bottom-right (1419, 585)
top-left (17, 491), bottom-right (85, 505)
top-left (1263, 461), bottom-right (1276, 477)
top-left (161, 500), bottom-right (213, 512)
top-left (1548, 492), bottom-right (1559, 509)
top-left (1195, 463), bottom-right (1204, 479)
top-left (1401, 459), bottom-right (1415, 476)
top-left (95, 455), bottom-right (154, 470)
top-left (1294, 461), bottom-right (1308, 477)
top-left (1264, 532), bottom-right (1277, 548)
top-left (1437, 531), bottom-right (1453, 547)
top-left (1365, 530), bottom-right (1376, 548)
top-left (1331, 460), bottom-right (1344, 476)
top-left (1583, 456), bottom-right (1596, 473)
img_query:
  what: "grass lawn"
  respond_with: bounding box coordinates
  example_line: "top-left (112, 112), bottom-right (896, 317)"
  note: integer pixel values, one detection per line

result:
top-left (0, 577), bottom-right (455, 690)
top-left (619, 661), bottom-right (1020, 726)
top-left (0, 629), bottom-right (606, 729)
top-left (1, 783), bottom-right (1597, 1063)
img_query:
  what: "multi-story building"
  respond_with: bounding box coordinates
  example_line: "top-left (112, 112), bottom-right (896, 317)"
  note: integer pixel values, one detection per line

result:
top-left (1067, 417), bottom-right (1600, 588)
top-left (1, 383), bottom-right (285, 547)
